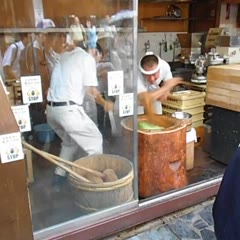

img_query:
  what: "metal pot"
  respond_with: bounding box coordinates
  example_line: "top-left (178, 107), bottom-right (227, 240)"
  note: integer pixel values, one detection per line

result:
top-left (172, 111), bottom-right (192, 132)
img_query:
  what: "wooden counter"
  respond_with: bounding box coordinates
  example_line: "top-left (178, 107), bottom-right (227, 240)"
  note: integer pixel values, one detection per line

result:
top-left (206, 64), bottom-right (240, 112)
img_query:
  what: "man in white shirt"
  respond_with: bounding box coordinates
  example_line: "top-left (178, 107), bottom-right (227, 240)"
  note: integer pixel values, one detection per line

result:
top-left (46, 31), bottom-right (113, 188)
top-left (138, 52), bottom-right (183, 115)
top-left (2, 33), bottom-right (31, 81)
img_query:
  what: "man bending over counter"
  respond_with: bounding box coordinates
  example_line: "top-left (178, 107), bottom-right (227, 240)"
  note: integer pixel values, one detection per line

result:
top-left (138, 52), bottom-right (183, 115)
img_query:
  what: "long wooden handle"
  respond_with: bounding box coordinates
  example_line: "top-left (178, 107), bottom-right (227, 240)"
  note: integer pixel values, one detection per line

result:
top-left (22, 141), bottom-right (90, 183)
top-left (22, 141), bottom-right (104, 178)
top-left (46, 152), bottom-right (105, 178)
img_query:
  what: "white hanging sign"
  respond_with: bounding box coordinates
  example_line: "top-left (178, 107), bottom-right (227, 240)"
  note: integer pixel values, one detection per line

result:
top-left (108, 70), bottom-right (124, 96)
top-left (0, 132), bottom-right (24, 163)
top-left (11, 105), bottom-right (31, 132)
top-left (21, 75), bottom-right (43, 104)
top-left (119, 93), bottom-right (134, 117)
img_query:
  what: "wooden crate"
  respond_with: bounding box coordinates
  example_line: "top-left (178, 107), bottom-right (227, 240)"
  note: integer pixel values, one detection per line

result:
top-left (186, 128), bottom-right (197, 170)
top-left (186, 141), bottom-right (194, 170)
top-left (194, 126), bottom-right (204, 147)
top-left (206, 64), bottom-right (240, 112)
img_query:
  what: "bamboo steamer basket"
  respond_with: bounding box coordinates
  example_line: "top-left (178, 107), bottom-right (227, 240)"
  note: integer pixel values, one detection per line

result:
top-left (68, 154), bottom-right (134, 212)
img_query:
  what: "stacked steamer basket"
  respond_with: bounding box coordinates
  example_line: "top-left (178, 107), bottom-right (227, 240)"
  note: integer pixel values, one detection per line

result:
top-left (163, 90), bottom-right (205, 170)
top-left (162, 90), bottom-right (206, 129)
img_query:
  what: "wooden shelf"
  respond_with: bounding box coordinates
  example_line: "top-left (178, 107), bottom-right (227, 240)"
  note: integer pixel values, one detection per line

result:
top-left (189, 17), bottom-right (216, 21)
top-left (222, 0), bottom-right (240, 3)
top-left (141, 17), bottom-right (189, 21)
top-left (141, 17), bottom-right (216, 21)
top-left (140, 0), bottom-right (193, 3)
top-left (139, 0), bottom-right (220, 32)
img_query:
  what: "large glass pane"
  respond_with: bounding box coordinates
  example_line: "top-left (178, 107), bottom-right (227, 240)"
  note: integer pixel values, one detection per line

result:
top-left (1, 0), bottom-right (228, 238)
top-left (1, 0), bottom-right (138, 235)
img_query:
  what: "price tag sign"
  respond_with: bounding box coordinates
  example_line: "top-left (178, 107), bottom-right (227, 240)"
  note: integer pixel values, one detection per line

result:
top-left (108, 71), bottom-right (124, 96)
top-left (11, 105), bottom-right (31, 132)
top-left (0, 132), bottom-right (24, 163)
top-left (119, 93), bottom-right (134, 117)
top-left (21, 75), bottom-right (43, 104)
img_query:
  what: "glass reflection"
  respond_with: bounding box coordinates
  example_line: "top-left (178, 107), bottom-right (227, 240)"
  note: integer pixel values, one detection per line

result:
top-left (1, 0), bottom-right (136, 232)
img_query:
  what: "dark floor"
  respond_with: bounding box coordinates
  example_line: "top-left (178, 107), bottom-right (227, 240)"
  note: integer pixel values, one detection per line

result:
top-left (27, 134), bottom-right (226, 232)
top-left (105, 198), bottom-right (216, 240)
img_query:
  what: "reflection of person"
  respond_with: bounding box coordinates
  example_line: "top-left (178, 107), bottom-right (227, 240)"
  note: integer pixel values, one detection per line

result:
top-left (96, 31), bottom-right (122, 137)
top-left (36, 19), bottom-right (59, 77)
top-left (99, 15), bottom-right (117, 38)
top-left (2, 33), bottom-right (31, 81)
top-left (138, 52), bottom-right (182, 115)
top-left (114, 19), bottom-right (133, 91)
top-left (46, 31), bottom-right (113, 187)
top-left (86, 16), bottom-right (98, 56)
top-left (69, 15), bottom-right (87, 50)
top-left (19, 19), bottom-right (57, 127)
top-left (21, 19), bottom-right (56, 96)
top-left (0, 33), bottom-right (6, 81)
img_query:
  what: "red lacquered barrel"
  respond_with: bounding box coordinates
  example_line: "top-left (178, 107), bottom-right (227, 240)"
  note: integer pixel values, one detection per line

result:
top-left (121, 114), bottom-right (188, 198)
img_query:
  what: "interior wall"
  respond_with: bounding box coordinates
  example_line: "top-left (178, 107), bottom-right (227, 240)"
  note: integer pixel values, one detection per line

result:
top-left (219, 3), bottom-right (240, 34)
top-left (33, 0), bottom-right (44, 26)
top-left (42, 0), bottom-right (129, 26)
top-left (138, 32), bottom-right (182, 62)
top-left (0, 0), bottom-right (35, 28)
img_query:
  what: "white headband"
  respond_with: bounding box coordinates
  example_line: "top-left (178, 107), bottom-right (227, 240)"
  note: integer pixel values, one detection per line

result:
top-left (139, 52), bottom-right (161, 75)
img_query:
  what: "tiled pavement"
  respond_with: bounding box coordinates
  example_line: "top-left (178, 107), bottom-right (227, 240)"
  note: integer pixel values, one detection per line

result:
top-left (105, 198), bottom-right (216, 240)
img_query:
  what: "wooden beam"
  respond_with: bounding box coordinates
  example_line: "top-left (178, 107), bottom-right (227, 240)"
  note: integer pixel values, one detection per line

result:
top-left (0, 83), bottom-right (33, 240)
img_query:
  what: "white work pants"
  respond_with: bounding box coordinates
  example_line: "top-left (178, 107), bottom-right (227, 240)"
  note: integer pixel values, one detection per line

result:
top-left (46, 104), bottom-right (103, 176)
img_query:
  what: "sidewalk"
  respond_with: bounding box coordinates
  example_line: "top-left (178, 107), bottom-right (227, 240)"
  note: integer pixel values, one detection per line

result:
top-left (105, 198), bottom-right (216, 240)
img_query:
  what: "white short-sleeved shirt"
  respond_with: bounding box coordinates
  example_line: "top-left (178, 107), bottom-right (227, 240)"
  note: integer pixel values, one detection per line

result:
top-left (137, 58), bottom-right (172, 114)
top-left (47, 47), bottom-right (98, 105)
top-left (70, 24), bottom-right (85, 42)
top-left (2, 41), bottom-right (25, 78)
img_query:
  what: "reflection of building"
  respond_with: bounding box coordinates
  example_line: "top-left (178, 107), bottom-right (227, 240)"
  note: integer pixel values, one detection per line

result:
top-left (1, 0), bottom-right (238, 240)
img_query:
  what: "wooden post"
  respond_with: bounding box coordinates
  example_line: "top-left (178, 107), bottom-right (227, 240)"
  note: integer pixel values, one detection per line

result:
top-left (0, 83), bottom-right (33, 240)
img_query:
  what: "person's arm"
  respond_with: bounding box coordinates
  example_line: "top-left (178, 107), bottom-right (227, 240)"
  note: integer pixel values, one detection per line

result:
top-left (3, 66), bottom-right (18, 80)
top-left (97, 67), bottom-right (108, 79)
top-left (2, 44), bottom-right (19, 80)
top-left (87, 86), bottom-right (113, 112)
top-left (156, 77), bottom-right (183, 101)
top-left (138, 77), bottom-right (183, 114)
